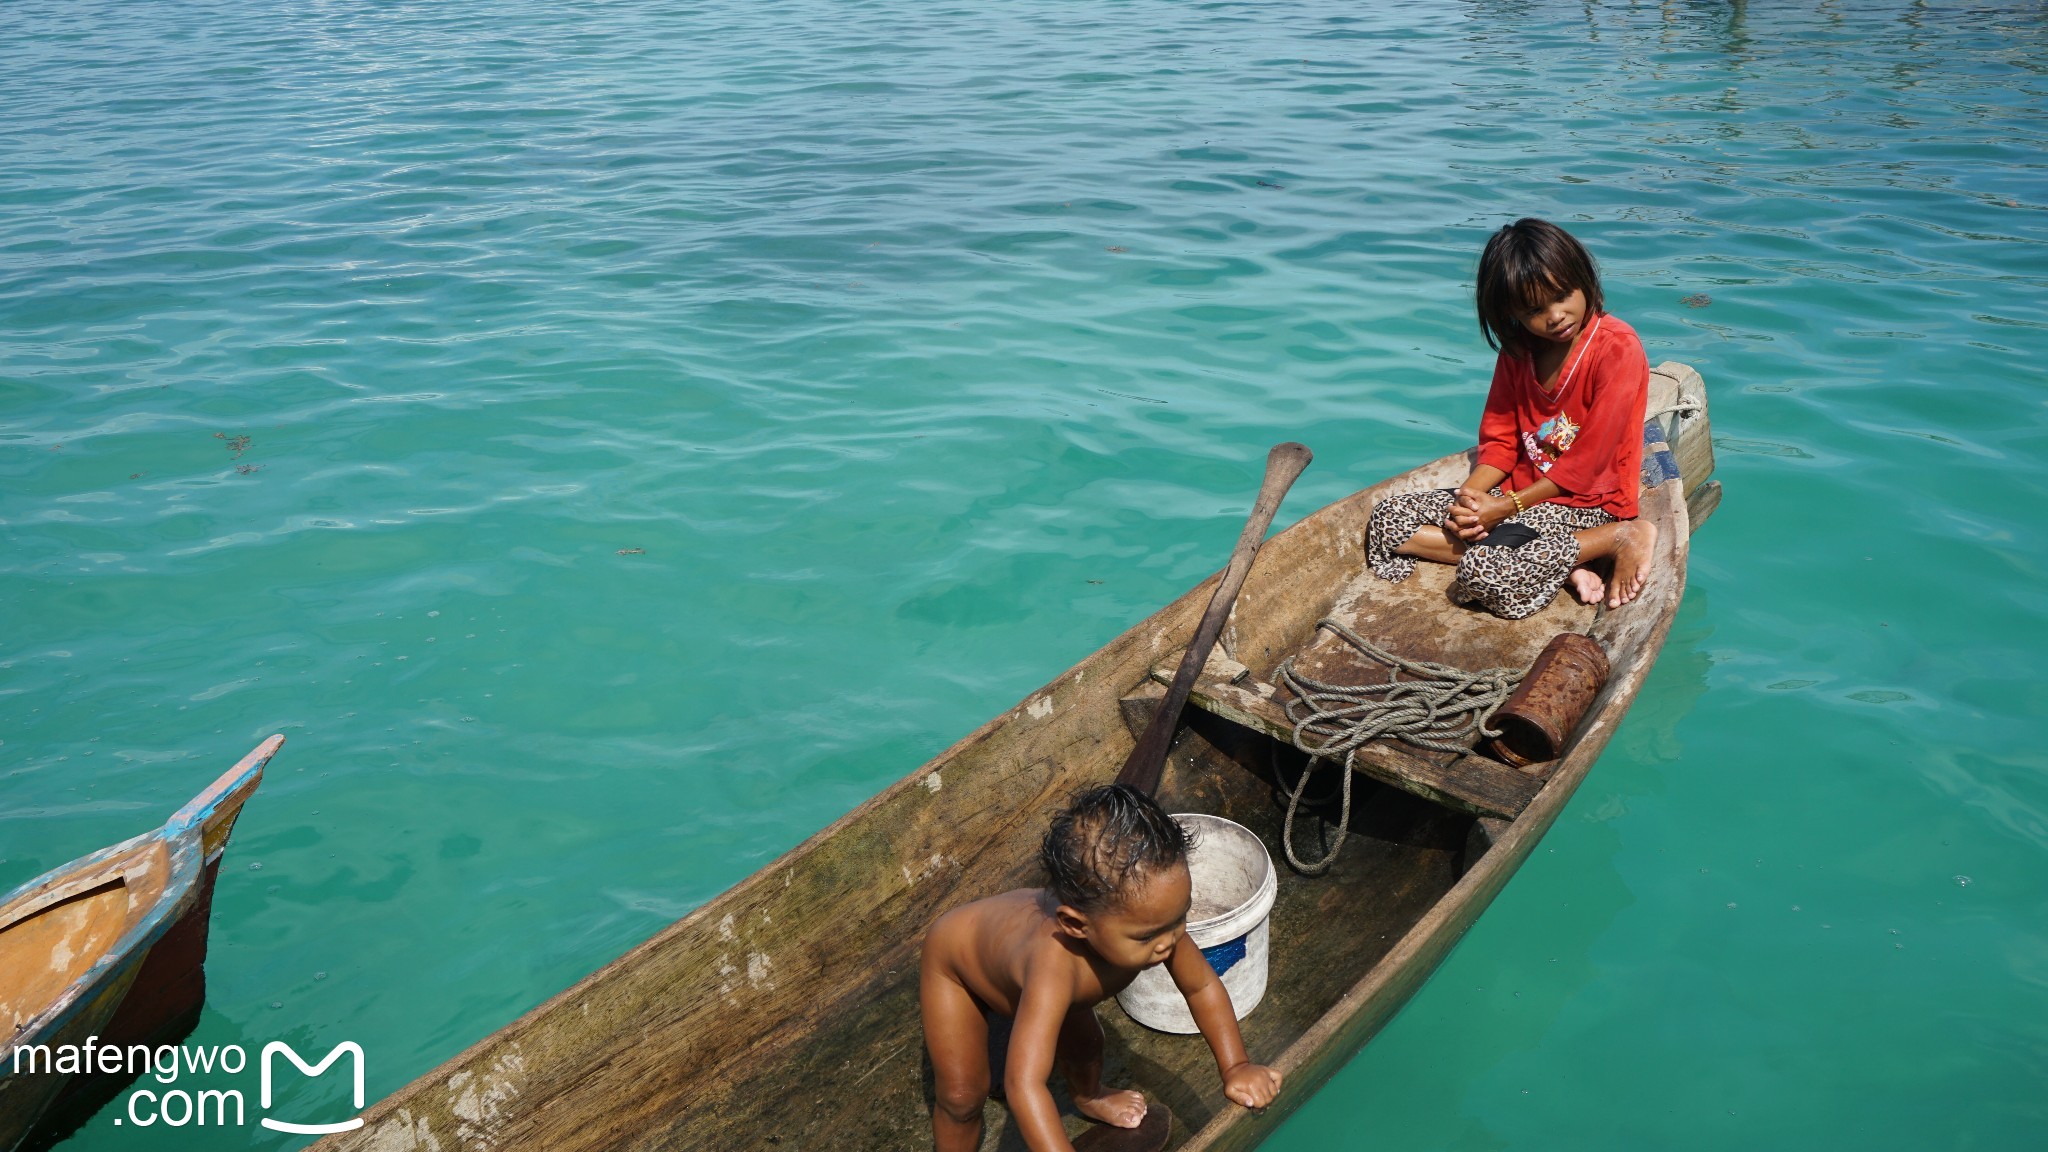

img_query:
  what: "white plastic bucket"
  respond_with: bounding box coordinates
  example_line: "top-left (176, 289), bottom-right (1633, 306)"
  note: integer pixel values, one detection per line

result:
top-left (1116, 813), bottom-right (1277, 1034)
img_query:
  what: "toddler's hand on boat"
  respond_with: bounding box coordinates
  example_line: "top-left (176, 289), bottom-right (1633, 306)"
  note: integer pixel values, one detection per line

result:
top-left (1221, 1062), bottom-right (1283, 1110)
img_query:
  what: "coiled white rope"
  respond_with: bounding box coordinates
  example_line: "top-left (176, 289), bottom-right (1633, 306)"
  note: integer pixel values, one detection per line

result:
top-left (1272, 620), bottom-right (1523, 875)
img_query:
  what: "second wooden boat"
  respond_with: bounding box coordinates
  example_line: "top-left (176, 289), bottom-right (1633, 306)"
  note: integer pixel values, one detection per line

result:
top-left (0, 736), bottom-right (282, 1152)
top-left (317, 363), bottom-right (1717, 1151)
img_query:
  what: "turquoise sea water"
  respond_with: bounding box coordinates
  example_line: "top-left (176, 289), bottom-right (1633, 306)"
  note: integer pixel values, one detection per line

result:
top-left (4, 1), bottom-right (2044, 1148)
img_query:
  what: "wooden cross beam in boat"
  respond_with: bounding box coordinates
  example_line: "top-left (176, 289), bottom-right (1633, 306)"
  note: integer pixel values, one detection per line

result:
top-left (1123, 668), bottom-right (1546, 822)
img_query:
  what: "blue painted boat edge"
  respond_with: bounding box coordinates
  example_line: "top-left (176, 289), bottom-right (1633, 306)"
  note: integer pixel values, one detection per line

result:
top-left (0, 736), bottom-right (284, 1072)
top-left (0, 833), bottom-right (202, 1101)
top-left (165, 734), bottom-right (285, 844)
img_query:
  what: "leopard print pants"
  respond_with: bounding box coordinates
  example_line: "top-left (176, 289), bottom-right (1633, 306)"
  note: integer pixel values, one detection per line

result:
top-left (1365, 488), bottom-right (1616, 620)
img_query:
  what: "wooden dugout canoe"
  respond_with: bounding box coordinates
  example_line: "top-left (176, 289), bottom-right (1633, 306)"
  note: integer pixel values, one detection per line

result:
top-left (0, 736), bottom-right (282, 1152)
top-left (318, 364), bottom-right (1718, 1152)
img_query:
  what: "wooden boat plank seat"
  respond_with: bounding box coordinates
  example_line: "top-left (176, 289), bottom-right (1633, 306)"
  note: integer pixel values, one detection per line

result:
top-left (1139, 540), bottom-right (1593, 820)
top-left (1124, 675), bottom-right (1542, 821)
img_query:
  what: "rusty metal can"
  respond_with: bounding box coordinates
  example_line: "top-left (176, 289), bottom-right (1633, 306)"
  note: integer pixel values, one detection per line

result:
top-left (1486, 633), bottom-right (1610, 768)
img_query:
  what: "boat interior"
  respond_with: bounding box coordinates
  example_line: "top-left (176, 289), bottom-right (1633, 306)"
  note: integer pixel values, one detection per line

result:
top-left (0, 841), bottom-right (171, 1049)
top-left (612, 496), bottom-right (1649, 1151)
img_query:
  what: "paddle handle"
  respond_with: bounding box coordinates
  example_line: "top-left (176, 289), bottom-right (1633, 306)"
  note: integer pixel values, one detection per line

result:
top-left (1116, 442), bottom-right (1312, 796)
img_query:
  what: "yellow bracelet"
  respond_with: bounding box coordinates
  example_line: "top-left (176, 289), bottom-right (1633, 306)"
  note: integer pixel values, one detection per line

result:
top-left (1507, 488), bottom-right (1526, 515)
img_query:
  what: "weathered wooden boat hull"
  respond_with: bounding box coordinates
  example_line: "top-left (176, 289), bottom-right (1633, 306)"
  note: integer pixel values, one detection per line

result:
top-left (318, 365), bottom-right (1713, 1152)
top-left (0, 736), bottom-right (281, 1152)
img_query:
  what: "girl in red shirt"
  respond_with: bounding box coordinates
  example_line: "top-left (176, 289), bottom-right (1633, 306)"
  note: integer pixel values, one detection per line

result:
top-left (1365, 219), bottom-right (1657, 619)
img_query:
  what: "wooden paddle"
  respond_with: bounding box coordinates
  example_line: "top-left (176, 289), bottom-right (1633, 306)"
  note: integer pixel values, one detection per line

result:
top-left (1115, 441), bottom-right (1312, 796)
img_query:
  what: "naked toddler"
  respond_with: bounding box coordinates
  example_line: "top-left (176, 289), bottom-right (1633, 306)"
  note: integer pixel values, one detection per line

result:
top-left (919, 784), bottom-right (1282, 1152)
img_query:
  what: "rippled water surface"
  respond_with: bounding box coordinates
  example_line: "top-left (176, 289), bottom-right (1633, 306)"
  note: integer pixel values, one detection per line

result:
top-left (5, 1), bottom-right (2045, 1148)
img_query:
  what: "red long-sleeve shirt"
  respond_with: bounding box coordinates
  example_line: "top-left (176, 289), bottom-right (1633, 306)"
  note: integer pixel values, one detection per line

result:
top-left (1475, 312), bottom-right (1649, 520)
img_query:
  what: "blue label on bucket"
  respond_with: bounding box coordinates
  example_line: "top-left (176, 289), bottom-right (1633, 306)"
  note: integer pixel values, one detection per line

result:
top-left (1201, 935), bottom-right (1247, 976)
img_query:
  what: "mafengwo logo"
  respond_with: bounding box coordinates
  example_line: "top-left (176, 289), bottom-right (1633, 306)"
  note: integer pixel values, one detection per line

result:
top-left (8, 1037), bottom-right (365, 1133)
top-left (259, 1041), bottom-right (366, 1134)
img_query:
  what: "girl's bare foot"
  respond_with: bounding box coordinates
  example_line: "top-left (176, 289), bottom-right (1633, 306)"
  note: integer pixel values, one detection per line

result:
top-left (1607, 521), bottom-right (1658, 608)
top-left (1074, 1088), bottom-right (1149, 1129)
top-left (1567, 565), bottom-right (1606, 605)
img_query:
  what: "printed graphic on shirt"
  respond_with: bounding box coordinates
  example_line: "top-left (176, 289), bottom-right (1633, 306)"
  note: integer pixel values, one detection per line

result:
top-left (1522, 413), bottom-right (1580, 474)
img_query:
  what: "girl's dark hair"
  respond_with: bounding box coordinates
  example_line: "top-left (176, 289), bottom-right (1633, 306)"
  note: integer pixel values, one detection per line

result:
top-left (1040, 784), bottom-right (1191, 912)
top-left (1475, 218), bottom-right (1605, 355)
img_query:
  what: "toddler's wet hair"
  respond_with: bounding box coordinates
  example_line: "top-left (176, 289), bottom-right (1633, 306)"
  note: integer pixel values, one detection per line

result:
top-left (1040, 784), bottom-right (1191, 912)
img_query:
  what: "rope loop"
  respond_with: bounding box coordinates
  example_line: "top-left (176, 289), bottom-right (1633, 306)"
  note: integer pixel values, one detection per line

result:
top-left (1645, 393), bottom-right (1702, 423)
top-left (1272, 620), bottom-right (1523, 875)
